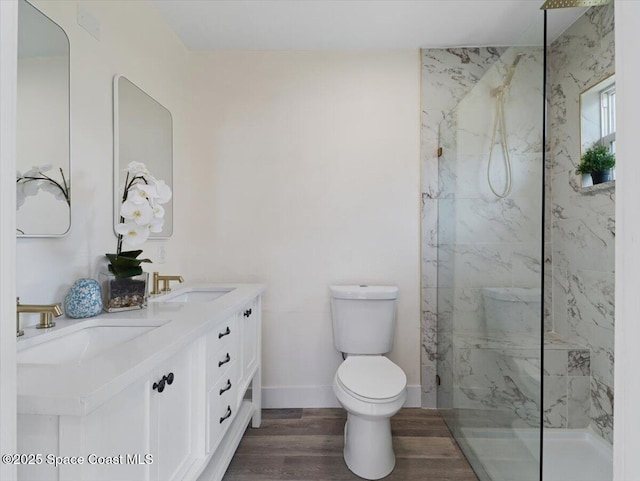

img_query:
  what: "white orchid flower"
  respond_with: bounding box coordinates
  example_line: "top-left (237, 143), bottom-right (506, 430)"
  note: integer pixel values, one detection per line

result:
top-left (121, 199), bottom-right (153, 225)
top-left (149, 179), bottom-right (172, 204)
top-left (40, 181), bottom-right (67, 201)
top-left (128, 183), bottom-right (158, 204)
top-left (112, 163), bottom-right (170, 257)
top-left (23, 164), bottom-right (52, 177)
top-left (152, 203), bottom-right (165, 219)
top-left (16, 176), bottom-right (40, 209)
top-left (115, 222), bottom-right (150, 246)
top-left (126, 161), bottom-right (150, 177)
top-left (149, 217), bottom-right (164, 233)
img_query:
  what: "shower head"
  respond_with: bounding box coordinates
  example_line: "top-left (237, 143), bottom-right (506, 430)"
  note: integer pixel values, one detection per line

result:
top-left (503, 53), bottom-right (524, 89)
top-left (541, 0), bottom-right (611, 10)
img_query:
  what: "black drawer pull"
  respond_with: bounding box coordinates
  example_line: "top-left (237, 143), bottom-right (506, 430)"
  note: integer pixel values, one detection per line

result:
top-left (219, 379), bottom-right (232, 395)
top-left (218, 326), bottom-right (231, 339)
top-left (218, 353), bottom-right (231, 367)
top-left (153, 379), bottom-right (165, 393)
top-left (219, 406), bottom-right (232, 424)
top-left (243, 308), bottom-right (252, 317)
top-left (163, 372), bottom-right (174, 385)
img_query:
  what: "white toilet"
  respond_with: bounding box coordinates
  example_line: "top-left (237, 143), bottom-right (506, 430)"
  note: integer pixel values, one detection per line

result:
top-left (330, 285), bottom-right (407, 480)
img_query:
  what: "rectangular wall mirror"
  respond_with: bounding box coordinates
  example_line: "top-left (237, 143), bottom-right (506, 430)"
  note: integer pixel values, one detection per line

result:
top-left (16, 0), bottom-right (70, 237)
top-left (114, 75), bottom-right (173, 239)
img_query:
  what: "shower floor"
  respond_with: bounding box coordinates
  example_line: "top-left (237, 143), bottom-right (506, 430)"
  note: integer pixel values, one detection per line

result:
top-left (459, 427), bottom-right (612, 481)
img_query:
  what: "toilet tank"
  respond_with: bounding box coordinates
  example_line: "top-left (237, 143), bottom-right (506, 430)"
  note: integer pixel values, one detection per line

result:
top-left (329, 285), bottom-right (399, 355)
top-left (482, 287), bottom-right (541, 335)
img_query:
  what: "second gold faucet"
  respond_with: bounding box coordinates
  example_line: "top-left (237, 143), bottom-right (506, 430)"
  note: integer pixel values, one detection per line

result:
top-left (152, 272), bottom-right (184, 295)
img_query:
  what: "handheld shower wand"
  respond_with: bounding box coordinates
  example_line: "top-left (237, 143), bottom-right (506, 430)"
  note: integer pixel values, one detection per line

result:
top-left (487, 53), bottom-right (523, 198)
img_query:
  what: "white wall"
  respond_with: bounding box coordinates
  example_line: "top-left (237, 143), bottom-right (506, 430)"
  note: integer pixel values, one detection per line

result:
top-left (613, 1), bottom-right (640, 479)
top-left (189, 50), bottom-right (422, 407)
top-left (17, 0), bottom-right (192, 327)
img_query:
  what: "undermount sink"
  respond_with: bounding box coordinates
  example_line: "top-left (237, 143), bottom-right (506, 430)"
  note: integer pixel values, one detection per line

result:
top-left (151, 286), bottom-right (235, 303)
top-left (17, 321), bottom-right (167, 365)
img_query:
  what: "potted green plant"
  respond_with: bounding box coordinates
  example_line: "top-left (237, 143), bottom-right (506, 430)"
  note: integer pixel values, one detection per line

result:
top-left (576, 143), bottom-right (615, 185)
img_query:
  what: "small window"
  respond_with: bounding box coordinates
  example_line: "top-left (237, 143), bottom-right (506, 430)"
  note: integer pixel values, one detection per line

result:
top-left (600, 84), bottom-right (616, 153)
top-left (579, 74), bottom-right (616, 188)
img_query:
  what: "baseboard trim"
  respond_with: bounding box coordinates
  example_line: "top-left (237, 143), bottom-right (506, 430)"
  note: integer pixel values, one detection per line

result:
top-left (262, 385), bottom-right (422, 409)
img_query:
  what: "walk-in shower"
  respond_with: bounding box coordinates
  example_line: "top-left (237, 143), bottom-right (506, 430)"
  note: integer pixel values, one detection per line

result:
top-left (424, 2), bottom-right (615, 481)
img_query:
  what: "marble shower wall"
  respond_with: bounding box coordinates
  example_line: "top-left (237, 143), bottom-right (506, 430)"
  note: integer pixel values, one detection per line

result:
top-left (421, 48), bottom-right (507, 407)
top-left (421, 47), bottom-right (544, 408)
top-left (442, 48), bottom-right (545, 422)
top-left (548, 3), bottom-right (615, 443)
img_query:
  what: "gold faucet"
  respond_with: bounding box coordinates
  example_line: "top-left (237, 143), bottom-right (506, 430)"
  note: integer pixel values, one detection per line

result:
top-left (16, 297), bottom-right (24, 337)
top-left (17, 298), bottom-right (63, 330)
top-left (152, 272), bottom-right (184, 295)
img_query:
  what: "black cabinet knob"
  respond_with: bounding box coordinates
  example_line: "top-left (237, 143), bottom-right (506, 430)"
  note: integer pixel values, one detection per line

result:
top-left (218, 326), bottom-right (231, 339)
top-left (164, 372), bottom-right (174, 385)
top-left (219, 405), bottom-right (232, 424)
top-left (153, 379), bottom-right (165, 393)
top-left (243, 308), bottom-right (252, 317)
top-left (218, 353), bottom-right (231, 367)
top-left (219, 379), bottom-right (232, 395)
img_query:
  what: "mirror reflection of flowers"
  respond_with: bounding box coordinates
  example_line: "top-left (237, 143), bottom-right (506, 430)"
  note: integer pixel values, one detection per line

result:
top-left (16, 165), bottom-right (70, 209)
top-left (107, 161), bottom-right (172, 278)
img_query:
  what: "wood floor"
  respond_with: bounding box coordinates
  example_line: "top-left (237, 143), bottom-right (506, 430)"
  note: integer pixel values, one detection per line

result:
top-left (223, 408), bottom-right (480, 481)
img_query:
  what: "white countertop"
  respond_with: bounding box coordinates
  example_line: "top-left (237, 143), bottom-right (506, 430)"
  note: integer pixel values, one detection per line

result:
top-left (17, 283), bottom-right (265, 417)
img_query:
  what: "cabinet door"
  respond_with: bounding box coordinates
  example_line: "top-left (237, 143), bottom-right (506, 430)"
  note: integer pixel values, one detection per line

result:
top-left (240, 298), bottom-right (259, 390)
top-left (81, 376), bottom-right (153, 481)
top-left (153, 345), bottom-right (197, 481)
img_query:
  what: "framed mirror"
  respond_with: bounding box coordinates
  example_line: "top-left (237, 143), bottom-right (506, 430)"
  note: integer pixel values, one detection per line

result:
top-left (114, 75), bottom-right (173, 239)
top-left (16, 0), bottom-right (70, 236)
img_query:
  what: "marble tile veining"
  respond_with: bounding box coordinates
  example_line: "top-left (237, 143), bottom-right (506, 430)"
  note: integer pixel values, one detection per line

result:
top-left (548, 2), bottom-right (615, 444)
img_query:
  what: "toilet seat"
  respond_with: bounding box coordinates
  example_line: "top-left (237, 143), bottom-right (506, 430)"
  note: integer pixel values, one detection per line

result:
top-left (336, 356), bottom-right (406, 403)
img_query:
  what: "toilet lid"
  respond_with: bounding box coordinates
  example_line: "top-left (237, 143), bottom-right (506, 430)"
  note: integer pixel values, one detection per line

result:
top-left (337, 356), bottom-right (407, 401)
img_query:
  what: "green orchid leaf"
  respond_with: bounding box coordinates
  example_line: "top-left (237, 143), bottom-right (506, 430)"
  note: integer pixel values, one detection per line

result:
top-left (106, 251), bottom-right (152, 278)
top-left (108, 264), bottom-right (143, 278)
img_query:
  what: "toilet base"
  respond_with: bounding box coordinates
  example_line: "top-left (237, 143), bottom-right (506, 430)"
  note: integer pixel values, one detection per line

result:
top-left (343, 413), bottom-right (395, 480)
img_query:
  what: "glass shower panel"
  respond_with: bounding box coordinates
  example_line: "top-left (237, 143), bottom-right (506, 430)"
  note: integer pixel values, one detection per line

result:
top-left (436, 18), bottom-right (545, 481)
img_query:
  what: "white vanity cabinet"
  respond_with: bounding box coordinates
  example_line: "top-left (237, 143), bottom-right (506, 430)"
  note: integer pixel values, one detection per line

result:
top-left (17, 286), bottom-right (264, 481)
top-left (18, 341), bottom-right (199, 481)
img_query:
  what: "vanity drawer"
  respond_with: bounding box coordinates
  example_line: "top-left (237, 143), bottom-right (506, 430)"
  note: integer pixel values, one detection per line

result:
top-left (206, 347), bottom-right (237, 388)
top-left (206, 362), bottom-right (239, 455)
top-left (206, 317), bottom-right (238, 357)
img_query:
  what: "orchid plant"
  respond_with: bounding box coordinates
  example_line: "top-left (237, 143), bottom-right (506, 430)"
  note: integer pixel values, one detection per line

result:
top-left (16, 165), bottom-right (70, 209)
top-left (107, 161), bottom-right (172, 278)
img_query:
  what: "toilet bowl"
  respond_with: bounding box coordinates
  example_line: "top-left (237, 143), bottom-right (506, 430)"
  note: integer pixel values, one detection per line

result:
top-left (332, 355), bottom-right (407, 480)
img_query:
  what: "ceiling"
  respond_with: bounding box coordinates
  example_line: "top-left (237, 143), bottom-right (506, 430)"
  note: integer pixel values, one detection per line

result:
top-left (151, 0), bottom-right (586, 51)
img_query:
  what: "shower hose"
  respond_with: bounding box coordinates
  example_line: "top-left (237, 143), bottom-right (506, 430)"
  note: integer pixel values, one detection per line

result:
top-left (487, 89), bottom-right (513, 198)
